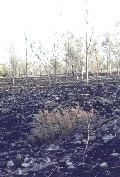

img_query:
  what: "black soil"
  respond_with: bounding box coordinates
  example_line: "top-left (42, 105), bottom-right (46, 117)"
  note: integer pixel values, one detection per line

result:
top-left (0, 81), bottom-right (120, 177)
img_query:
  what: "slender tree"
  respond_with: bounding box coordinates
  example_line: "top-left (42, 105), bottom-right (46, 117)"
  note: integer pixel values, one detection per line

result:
top-left (24, 33), bottom-right (28, 86)
top-left (112, 23), bottom-right (120, 75)
top-left (9, 42), bottom-right (15, 85)
top-left (30, 40), bottom-right (52, 84)
top-left (85, 0), bottom-right (88, 83)
top-left (101, 32), bottom-right (112, 75)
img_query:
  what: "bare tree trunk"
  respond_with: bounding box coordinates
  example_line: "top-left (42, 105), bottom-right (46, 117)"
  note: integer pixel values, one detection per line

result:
top-left (96, 56), bottom-right (99, 78)
top-left (117, 67), bottom-right (119, 76)
top-left (24, 33), bottom-right (28, 86)
top-left (54, 58), bottom-right (57, 82)
top-left (18, 67), bottom-right (21, 78)
top-left (25, 47), bottom-right (28, 86)
top-left (107, 33), bottom-right (111, 76)
top-left (86, 0), bottom-right (89, 83)
top-left (39, 64), bottom-right (41, 77)
top-left (12, 58), bottom-right (15, 85)
top-left (107, 52), bottom-right (109, 75)
top-left (54, 43), bottom-right (57, 83)
top-left (108, 35), bottom-right (111, 75)
top-left (47, 67), bottom-right (52, 85)
top-left (118, 58), bottom-right (120, 76)
top-left (68, 42), bottom-right (70, 74)
top-left (82, 66), bottom-right (84, 80)
top-left (65, 59), bottom-right (67, 80)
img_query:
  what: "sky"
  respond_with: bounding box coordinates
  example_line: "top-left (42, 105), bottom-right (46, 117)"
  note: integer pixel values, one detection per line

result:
top-left (0, 0), bottom-right (120, 63)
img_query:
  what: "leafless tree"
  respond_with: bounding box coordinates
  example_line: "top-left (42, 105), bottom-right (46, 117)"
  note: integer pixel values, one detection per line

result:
top-left (30, 40), bottom-right (52, 84)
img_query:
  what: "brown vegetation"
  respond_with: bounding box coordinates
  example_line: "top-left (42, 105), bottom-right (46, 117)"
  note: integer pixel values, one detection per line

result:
top-left (30, 105), bottom-right (94, 143)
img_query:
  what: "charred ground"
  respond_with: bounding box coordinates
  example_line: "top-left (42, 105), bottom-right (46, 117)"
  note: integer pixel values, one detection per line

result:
top-left (0, 78), bottom-right (120, 177)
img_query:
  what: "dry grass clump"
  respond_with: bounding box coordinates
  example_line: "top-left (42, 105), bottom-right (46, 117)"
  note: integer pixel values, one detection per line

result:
top-left (30, 105), bottom-right (94, 143)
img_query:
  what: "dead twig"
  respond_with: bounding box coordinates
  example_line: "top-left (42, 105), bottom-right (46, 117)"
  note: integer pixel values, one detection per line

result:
top-left (82, 118), bottom-right (91, 163)
top-left (47, 163), bottom-right (59, 177)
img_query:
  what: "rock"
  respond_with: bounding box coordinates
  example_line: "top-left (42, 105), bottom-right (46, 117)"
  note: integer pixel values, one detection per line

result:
top-left (24, 157), bottom-right (29, 162)
top-left (11, 143), bottom-right (15, 147)
top-left (82, 139), bottom-right (88, 145)
top-left (74, 133), bottom-right (83, 140)
top-left (17, 168), bottom-right (28, 176)
top-left (7, 160), bottom-right (14, 168)
top-left (46, 144), bottom-right (60, 151)
top-left (66, 161), bottom-right (75, 169)
top-left (73, 140), bottom-right (81, 144)
top-left (79, 162), bottom-right (87, 166)
top-left (31, 163), bottom-right (42, 171)
top-left (44, 157), bottom-right (51, 162)
top-left (114, 109), bottom-right (120, 114)
top-left (110, 153), bottom-right (119, 157)
top-left (7, 169), bottom-right (12, 173)
top-left (55, 96), bottom-right (59, 100)
top-left (66, 160), bottom-right (73, 166)
top-left (89, 135), bottom-right (96, 142)
top-left (100, 162), bottom-right (108, 168)
top-left (117, 128), bottom-right (120, 135)
top-left (102, 134), bottom-right (114, 143)
top-left (96, 96), bottom-right (113, 105)
top-left (17, 168), bottom-right (23, 175)
top-left (66, 160), bottom-right (75, 169)
top-left (29, 160), bottom-right (34, 166)
top-left (68, 165), bottom-right (75, 169)
top-left (116, 88), bottom-right (120, 103)
top-left (21, 163), bottom-right (30, 168)
top-left (27, 143), bottom-right (32, 148)
top-left (16, 154), bottom-right (22, 160)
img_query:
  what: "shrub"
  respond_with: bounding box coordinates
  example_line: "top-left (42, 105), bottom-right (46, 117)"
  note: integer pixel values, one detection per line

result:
top-left (30, 105), bottom-right (94, 143)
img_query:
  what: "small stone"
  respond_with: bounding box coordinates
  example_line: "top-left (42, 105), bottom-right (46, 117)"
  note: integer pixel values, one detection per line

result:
top-left (110, 153), bottom-right (119, 157)
top-left (21, 163), bottom-right (30, 168)
top-left (7, 169), bottom-right (12, 173)
top-left (117, 128), bottom-right (120, 135)
top-left (100, 162), bottom-right (108, 168)
top-left (79, 162), bottom-right (86, 166)
top-left (55, 97), bottom-right (59, 100)
top-left (66, 161), bottom-right (74, 168)
top-left (82, 139), bottom-right (88, 145)
top-left (32, 163), bottom-right (41, 171)
top-left (65, 160), bottom-right (75, 168)
top-left (11, 143), bottom-right (15, 147)
top-left (74, 140), bottom-right (81, 144)
top-left (24, 157), bottom-right (29, 162)
top-left (29, 160), bottom-right (34, 167)
top-left (27, 144), bottom-right (32, 148)
top-left (44, 157), bottom-right (51, 162)
top-left (66, 161), bottom-right (73, 166)
top-left (7, 160), bottom-right (14, 168)
top-left (102, 134), bottom-right (114, 143)
top-left (74, 133), bottom-right (83, 140)
top-left (89, 136), bottom-right (96, 141)
top-left (17, 168), bottom-right (22, 175)
top-left (68, 165), bottom-right (75, 169)
top-left (47, 144), bottom-right (60, 151)
top-left (16, 154), bottom-right (22, 160)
